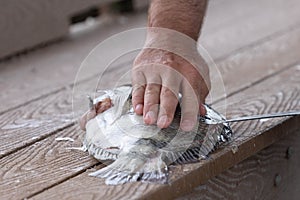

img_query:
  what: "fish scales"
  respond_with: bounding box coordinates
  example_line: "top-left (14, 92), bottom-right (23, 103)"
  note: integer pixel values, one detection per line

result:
top-left (82, 85), bottom-right (232, 185)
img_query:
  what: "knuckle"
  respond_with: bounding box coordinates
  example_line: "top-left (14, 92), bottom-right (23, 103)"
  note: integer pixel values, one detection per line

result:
top-left (132, 93), bottom-right (143, 100)
top-left (144, 101), bottom-right (157, 108)
top-left (160, 102), bottom-right (178, 118)
top-left (132, 96), bottom-right (143, 106)
top-left (161, 103), bottom-right (177, 118)
top-left (132, 85), bottom-right (145, 95)
top-left (181, 110), bottom-right (198, 119)
top-left (144, 96), bottom-right (159, 107)
top-left (145, 84), bottom-right (160, 95)
top-left (181, 96), bottom-right (200, 110)
top-left (132, 72), bottom-right (145, 84)
top-left (161, 87), bottom-right (177, 98)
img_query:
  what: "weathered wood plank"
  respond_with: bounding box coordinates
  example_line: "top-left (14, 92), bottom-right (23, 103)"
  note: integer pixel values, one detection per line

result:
top-left (0, 11), bottom-right (147, 115)
top-left (0, 89), bottom-right (75, 157)
top-left (0, 1), bottom-right (299, 198)
top-left (2, 62), bottom-right (299, 198)
top-left (1, 20), bottom-right (300, 164)
top-left (0, 61), bottom-right (134, 157)
top-left (2, 0), bottom-right (300, 115)
top-left (207, 24), bottom-right (300, 104)
top-left (177, 130), bottom-right (300, 200)
top-left (0, 125), bottom-right (99, 200)
top-left (27, 65), bottom-right (300, 200)
top-left (200, 0), bottom-right (300, 59)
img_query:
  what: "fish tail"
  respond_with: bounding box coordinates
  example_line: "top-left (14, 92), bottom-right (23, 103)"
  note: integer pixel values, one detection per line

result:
top-left (89, 146), bottom-right (168, 185)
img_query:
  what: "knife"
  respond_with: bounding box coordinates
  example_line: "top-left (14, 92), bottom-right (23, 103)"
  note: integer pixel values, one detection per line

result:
top-left (209, 111), bottom-right (300, 124)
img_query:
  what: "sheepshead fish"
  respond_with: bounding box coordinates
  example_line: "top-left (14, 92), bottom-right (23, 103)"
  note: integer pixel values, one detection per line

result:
top-left (82, 85), bottom-right (232, 185)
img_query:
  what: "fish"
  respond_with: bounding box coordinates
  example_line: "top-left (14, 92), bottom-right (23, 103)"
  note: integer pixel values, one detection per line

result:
top-left (81, 85), bottom-right (232, 185)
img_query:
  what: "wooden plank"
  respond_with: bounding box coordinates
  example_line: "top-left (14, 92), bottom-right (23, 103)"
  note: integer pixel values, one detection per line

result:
top-left (1, 18), bottom-right (300, 163)
top-left (1, 61), bottom-right (298, 198)
top-left (200, 0), bottom-right (300, 59)
top-left (0, 59), bottom-right (134, 157)
top-left (0, 125), bottom-right (99, 200)
top-left (24, 65), bottom-right (300, 200)
top-left (0, 90), bottom-right (74, 157)
top-left (177, 129), bottom-right (300, 200)
top-left (0, 10), bottom-right (147, 115)
top-left (2, 0), bottom-right (300, 115)
top-left (207, 24), bottom-right (300, 104)
top-left (1, 17), bottom-right (300, 116)
top-left (0, 0), bottom-right (299, 198)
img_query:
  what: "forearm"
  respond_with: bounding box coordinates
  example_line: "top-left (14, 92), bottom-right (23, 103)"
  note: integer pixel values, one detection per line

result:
top-left (132, 1), bottom-right (210, 130)
top-left (148, 0), bottom-right (208, 41)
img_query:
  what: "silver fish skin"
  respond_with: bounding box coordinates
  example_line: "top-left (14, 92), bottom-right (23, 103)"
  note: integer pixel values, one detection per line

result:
top-left (83, 85), bottom-right (232, 185)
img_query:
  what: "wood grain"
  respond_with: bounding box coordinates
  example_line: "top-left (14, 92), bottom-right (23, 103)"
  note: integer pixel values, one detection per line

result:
top-left (28, 65), bottom-right (300, 200)
top-left (1, 21), bottom-right (300, 159)
top-left (207, 23), bottom-right (300, 104)
top-left (177, 130), bottom-right (300, 200)
top-left (0, 11), bottom-right (147, 115)
top-left (200, 0), bottom-right (300, 59)
top-left (2, 0), bottom-right (300, 115)
top-left (0, 0), bottom-right (299, 199)
top-left (2, 12), bottom-right (300, 116)
top-left (0, 125), bottom-right (99, 200)
top-left (0, 13), bottom-right (299, 199)
top-left (0, 90), bottom-right (74, 157)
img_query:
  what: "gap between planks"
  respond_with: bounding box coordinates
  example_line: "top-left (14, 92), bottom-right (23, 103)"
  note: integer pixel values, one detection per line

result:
top-left (2, 0), bottom-right (300, 115)
top-left (1, 14), bottom-right (300, 171)
top-left (0, 1), bottom-right (300, 198)
top-left (0, 64), bottom-right (298, 200)
top-left (28, 64), bottom-right (300, 200)
top-left (0, 19), bottom-right (299, 117)
top-left (1, 12), bottom-right (300, 117)
top-left (177, 128), bottom-right (300, 200)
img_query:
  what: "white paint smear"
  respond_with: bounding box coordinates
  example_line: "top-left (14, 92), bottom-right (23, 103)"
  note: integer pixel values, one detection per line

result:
top-left (259, 118), bottom-right (271, 122)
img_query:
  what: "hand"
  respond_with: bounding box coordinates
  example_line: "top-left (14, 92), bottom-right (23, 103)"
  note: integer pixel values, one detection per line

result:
top-left (79, 109), bottom-right (96, 131)
top-left (79, 98), bottom-right (113, 131)
top-left (132, 45), bottom-right (210, 131)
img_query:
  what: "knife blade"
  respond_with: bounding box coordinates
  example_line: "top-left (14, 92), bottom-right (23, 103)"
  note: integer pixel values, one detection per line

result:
top-left (209, 111), bottom-right (300, 124)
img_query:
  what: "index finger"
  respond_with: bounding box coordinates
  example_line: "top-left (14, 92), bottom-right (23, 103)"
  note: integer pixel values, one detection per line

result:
top-left (131, 69), bottom-right (146, 115)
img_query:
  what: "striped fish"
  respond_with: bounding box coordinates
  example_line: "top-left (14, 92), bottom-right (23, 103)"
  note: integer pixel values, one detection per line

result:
top-left (82, 85), bottom-right (232, 185)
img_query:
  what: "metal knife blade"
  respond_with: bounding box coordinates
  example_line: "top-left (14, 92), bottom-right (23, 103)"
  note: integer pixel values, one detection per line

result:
top-left (212, 111), bottom-right (300, 124)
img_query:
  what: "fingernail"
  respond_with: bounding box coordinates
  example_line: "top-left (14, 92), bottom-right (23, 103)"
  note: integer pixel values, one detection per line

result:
top-left (158, 115), bottom-right (168, 128)
top-left (145, 111), bottom-right (155, 124)
top-left (135, 104), bottom-right (143, 114)
top-left (181, 120), bottom-right (195, 131)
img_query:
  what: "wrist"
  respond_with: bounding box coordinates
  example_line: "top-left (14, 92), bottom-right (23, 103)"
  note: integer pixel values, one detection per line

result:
top-left (148, 0), bottom-right (208, 40)
top-left (144, 27), bottom-right (199, 60)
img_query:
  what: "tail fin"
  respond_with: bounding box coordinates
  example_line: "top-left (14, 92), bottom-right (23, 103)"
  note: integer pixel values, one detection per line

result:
top-left (89, 143), bottom-right (168, 185)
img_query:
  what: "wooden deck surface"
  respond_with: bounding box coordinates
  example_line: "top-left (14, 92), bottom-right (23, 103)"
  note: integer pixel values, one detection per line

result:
top-left (0, 0), bottom-right (300, 199)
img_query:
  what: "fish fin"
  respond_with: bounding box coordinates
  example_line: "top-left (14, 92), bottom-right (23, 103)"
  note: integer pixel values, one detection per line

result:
top-left (85, 142), bottom-right (118, 160)
top-left (173, 148), bottom-right (202, 164)
top-left (89, 151), bottom-right (168, 185)
top-left (199, 123), bottom-right (232, 156)
top-left (108, 86), bottom-right (132, 124)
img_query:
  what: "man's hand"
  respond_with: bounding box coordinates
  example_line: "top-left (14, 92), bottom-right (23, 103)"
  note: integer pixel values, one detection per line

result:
top-left (132, 47), bottom-right (210, 131)
top-left (79, 98), bottom-right (113, 130)
top-left (131, 0), bottom-right (209, 131)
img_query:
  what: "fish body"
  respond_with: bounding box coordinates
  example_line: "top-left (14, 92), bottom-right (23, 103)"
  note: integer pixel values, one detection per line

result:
top-left (83, 85), bottom-right (232, 185)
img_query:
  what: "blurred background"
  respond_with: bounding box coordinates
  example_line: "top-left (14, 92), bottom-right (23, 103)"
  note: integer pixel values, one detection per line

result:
top-left (0, 0), bottom-right (149, 59)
